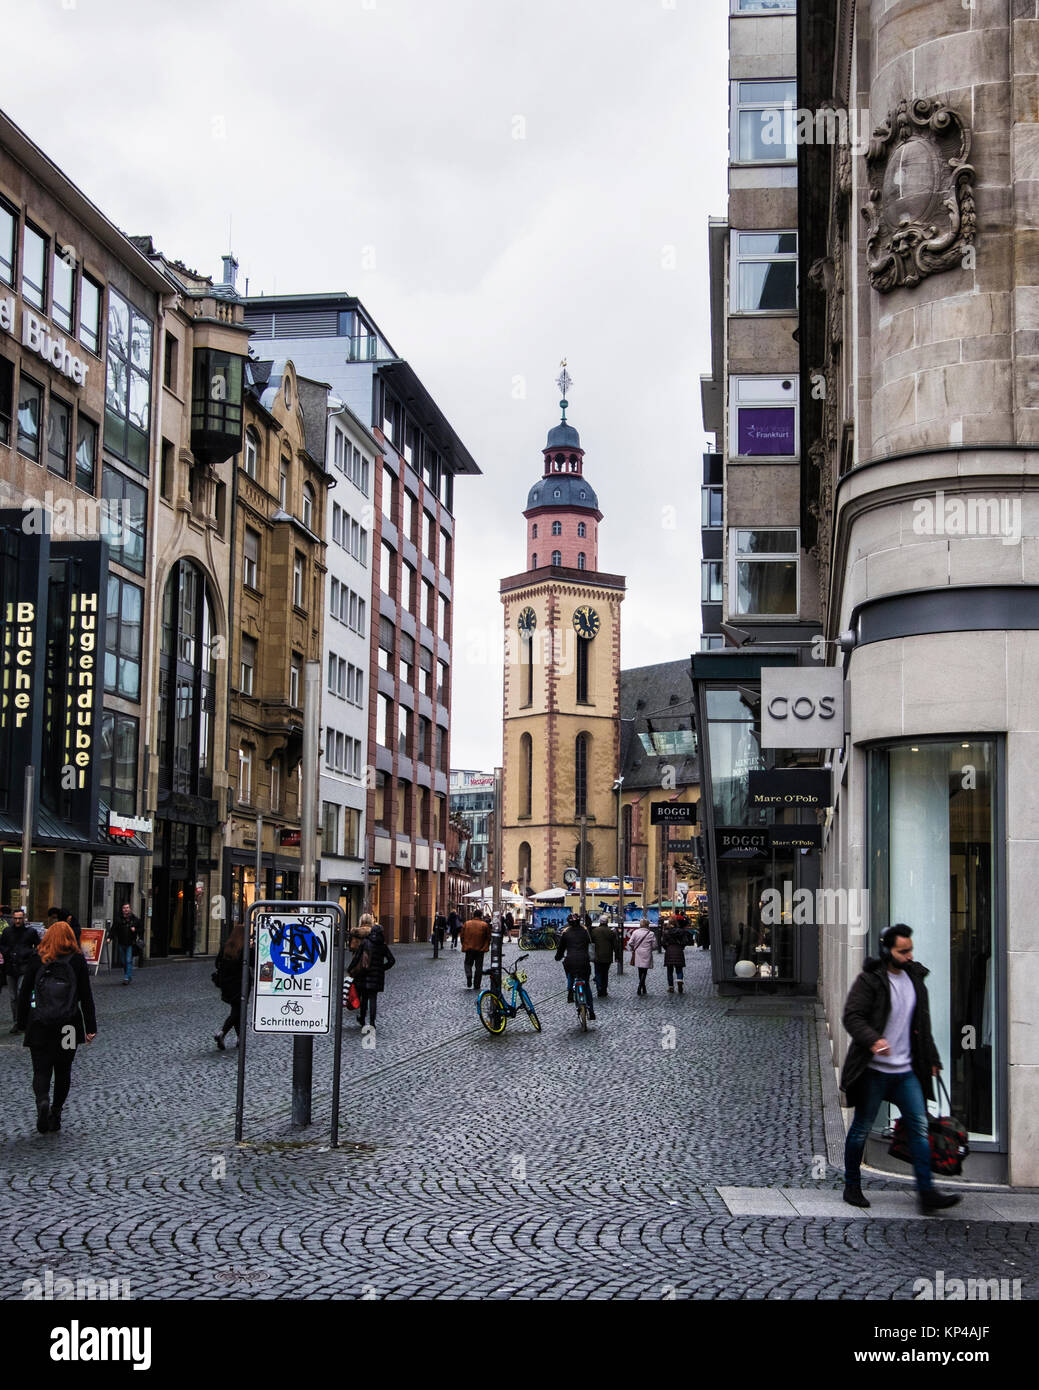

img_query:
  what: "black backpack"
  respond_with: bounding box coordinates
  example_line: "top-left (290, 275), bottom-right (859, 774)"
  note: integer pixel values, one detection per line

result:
top-left (31, 959), bottom-right (79, 1026)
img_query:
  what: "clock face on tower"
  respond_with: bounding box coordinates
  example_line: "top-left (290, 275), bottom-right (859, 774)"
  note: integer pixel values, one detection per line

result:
top-left (572, 605), bottom-right (600, 639)
top-left (517, 606), bottom-right (537, 633)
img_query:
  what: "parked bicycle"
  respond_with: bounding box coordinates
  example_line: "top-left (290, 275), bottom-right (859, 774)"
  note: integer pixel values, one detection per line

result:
top-left (476, 954), bottom-right (542, 1035)
top-left (517, 922), bottom-right (558, 951)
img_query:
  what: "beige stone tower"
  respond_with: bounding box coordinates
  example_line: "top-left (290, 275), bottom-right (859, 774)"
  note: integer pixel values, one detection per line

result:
top-left (500, 381), bottom-right (625, 893)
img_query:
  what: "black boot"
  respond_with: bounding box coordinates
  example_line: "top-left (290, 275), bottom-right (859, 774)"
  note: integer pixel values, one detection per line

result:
top-left (36, 1100), bottom-right (50, 1134)
top-left (47, 1109), bottom-right (61, 1132)
top-left (842, 1183), bottom-right (870, 1208)
top-left (919, 1190), bottom-right (962, 1214)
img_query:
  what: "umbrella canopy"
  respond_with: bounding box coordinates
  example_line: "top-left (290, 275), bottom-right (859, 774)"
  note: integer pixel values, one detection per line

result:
top-left (531, 887), bottom-right (567, 901)
top-left (463, 887), bottom-right (530, 905)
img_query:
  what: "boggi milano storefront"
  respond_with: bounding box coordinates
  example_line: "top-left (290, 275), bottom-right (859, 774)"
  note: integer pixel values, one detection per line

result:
top-left (691, 649), bottom-right (826, 996)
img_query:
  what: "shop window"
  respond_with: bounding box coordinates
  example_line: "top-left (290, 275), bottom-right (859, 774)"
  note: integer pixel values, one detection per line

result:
top-left (731, 231), bottom-right (798, 313)
top-left (105, 574), bottom-right (143, 701)
top-left (731, 529), bottom-right (798, 616)
top-left (869, 740), bottom-right (998, 1143)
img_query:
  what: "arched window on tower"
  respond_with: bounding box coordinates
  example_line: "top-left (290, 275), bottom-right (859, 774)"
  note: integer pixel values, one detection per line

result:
top-left (551, 520), bottom-right (562, 536)
top-left (577, 522), bottom-right (586, 538)
top-left (577, 553), bottom-right (586, 570)
top-left (569, 455), bottom-right (578, 471)
top-left (531, 552), bottom-right (537, 569)
top-left (520, 733), bottom-right (533, 817)
top-left (575, 733), bottom-right (589, 817)
top-left (518, 840), bottom-right (532, 890)
top-left (532, 523), bottom-right (538, 538)
top-left (551, 550), bottom-right (561, 567)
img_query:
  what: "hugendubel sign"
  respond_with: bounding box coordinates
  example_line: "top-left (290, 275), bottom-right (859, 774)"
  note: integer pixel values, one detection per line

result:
top-left (760, 668), bottom-right (845, 750)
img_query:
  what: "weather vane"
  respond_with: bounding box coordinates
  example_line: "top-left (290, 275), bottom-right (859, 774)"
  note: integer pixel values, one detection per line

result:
top-left (556, 359), bottom-right (572, 422)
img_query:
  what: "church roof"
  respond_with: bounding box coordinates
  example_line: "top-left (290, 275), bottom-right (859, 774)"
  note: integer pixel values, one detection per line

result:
top-left (546, 421), bottom-right (581, 450)
top-left (525, 475), bottom-right (600, 511)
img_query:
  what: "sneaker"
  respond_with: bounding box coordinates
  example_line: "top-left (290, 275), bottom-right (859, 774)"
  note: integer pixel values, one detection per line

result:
top-left (214, 1033), bottom-right (226, 1051)
top-left (47, 1109), bottom-right (61, 1132)
top-left (919, 1191), bottom-right (962, 1214)
top-left (36, 1101), bottom-right (50, 1133)
top-left (842, 1184), bottom-right (870, 1209)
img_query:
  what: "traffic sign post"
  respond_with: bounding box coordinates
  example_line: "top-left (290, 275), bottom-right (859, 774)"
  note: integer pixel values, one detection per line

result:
top-left (234, 901), bottom-right (346, 1144)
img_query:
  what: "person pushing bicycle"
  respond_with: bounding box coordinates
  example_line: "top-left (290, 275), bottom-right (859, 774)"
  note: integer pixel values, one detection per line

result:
top-left (554, 915), bottom-right (596, 1021)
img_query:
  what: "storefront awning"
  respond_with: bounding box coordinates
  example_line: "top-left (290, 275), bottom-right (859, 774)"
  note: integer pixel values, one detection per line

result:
top-left (0, 804), bottom-right (151, 856)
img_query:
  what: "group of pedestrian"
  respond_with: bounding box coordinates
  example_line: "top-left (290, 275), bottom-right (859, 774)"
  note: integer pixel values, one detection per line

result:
top-left (622, 913), bottom-right (695, 996)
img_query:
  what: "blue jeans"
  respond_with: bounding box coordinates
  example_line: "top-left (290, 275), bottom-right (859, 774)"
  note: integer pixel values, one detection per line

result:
top-left (844, 1068), bottom-right (933, 1193)
top-left (122, 943), bottom-right (133, 981)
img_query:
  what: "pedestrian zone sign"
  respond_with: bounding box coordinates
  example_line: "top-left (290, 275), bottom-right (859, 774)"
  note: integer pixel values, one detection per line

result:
top-left (252, 909), bottom-right (335, 1035)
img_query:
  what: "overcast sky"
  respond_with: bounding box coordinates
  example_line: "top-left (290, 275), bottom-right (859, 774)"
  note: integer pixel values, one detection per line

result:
top-left (4, 0), bottom-right (728, 769)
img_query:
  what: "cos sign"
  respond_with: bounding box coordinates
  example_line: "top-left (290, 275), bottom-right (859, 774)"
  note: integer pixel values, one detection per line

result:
top-left (760, 668), bottom-right (845, 749)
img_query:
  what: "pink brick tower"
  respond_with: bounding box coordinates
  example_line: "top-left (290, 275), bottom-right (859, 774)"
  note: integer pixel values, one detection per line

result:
top-left (524, 367), bottom-right (602, 572)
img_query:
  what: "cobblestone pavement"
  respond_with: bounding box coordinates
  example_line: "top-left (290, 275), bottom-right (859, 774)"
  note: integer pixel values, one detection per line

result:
top-left (1, 943), bottom-right (1037, 1301)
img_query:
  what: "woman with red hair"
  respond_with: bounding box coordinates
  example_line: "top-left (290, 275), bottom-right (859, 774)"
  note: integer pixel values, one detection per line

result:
top-left (16, 920), bottom-right (97, 1133)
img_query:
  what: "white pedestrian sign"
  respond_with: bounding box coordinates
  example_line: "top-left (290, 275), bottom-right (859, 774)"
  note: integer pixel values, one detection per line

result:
top-left (252, 910), bottom-right (336, 1035)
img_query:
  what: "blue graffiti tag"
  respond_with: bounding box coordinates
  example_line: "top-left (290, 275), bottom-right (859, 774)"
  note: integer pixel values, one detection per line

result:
top-left (268, 920), bottom-right (327, 977)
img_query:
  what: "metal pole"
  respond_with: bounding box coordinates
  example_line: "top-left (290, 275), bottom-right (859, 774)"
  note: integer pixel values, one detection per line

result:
top-left (20, 766), bottom-right (34, 913)
top-left (579, 814), bottom-right (588, 924)
top-left (330, 904), bottom-right (347, 1148)
top-left (234, 902), bottom-right (252, 1143)
top-left (489, 767), bottom-right (503, 990)
top-left (255, 814), bottom-right (263, 901)
top-left (615, 778), bottom-right (624, 975)
top-left (292, 661), bottom-right (320, 1129)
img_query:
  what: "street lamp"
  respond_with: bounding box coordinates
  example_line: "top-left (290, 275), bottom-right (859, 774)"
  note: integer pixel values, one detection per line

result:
top-left (613, 776), bottom-right (624, 976)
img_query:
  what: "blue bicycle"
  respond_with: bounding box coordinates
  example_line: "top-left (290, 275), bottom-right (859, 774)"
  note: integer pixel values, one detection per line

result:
top-left (476, 954), bottom-right (542, 1035)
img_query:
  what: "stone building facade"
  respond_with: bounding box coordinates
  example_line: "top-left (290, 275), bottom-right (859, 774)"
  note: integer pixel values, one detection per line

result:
top-left (801, 0), bottom-right (1039, 1183)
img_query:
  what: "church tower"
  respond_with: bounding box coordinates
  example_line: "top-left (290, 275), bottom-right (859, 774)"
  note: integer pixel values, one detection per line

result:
top-left (500, 367), bottom-right (626, 894)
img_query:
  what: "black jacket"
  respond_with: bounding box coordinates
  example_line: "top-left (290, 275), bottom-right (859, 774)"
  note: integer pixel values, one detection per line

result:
top-left (0, 921), bottom-right (40, 977)
top-left (349, 925), bottom-right (396, 994)
top-left (554, 923), bottom-right (592, 978)
top-left (215, 945), bottom-right (243, 1004)
top-left (662, 926), bottom-right (690, 966)
top-left (112, 913), bottom-right (142, 949)
top-left (839, 957), bottom-right (941, 1105)
top-left (589, 922), bottom-right (617, 965)
top-left (16, 951), bottom-right (97, 1049)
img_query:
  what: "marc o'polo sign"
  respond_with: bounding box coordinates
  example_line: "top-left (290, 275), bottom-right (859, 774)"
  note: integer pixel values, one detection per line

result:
top-left (748, 769), bottom-right (831, 808)
top-left (760, 668), bottom-right (845, 750)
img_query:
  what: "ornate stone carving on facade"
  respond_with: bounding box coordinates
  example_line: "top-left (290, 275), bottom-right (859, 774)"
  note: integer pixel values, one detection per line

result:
top-left (862, 97), bottom-right (976, 291)
top-left (835, 141), bottom-right (852, 204)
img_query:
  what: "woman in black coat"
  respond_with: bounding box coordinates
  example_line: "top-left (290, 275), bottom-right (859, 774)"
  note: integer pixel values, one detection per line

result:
top-left (214, 922), bottom-right (245, 1050)
top-left (662, 919), bottom-right (690, 994)
top-left (348, 915), bottom-right (395, 1029)
top-left (554, 918), bottom-right (596, 1020)
top-left (17, 921), bottom-right (97, 1133)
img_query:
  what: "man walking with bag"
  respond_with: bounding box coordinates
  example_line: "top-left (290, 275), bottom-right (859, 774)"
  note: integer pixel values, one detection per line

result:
top-left (840, 924), bottom-right (961, 1214)
top-left (461, 911), bottom-right (491, 990)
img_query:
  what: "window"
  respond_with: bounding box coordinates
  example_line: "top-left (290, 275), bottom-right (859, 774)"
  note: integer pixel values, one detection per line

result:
top-left (418, 715), bottom-right (431, 765)
top-left (382, 465), bottom-right (396, 520)
top-left (435, 723), bottom-right (447, 772)
top-left (0, 199), bottom-right (15, 285)
top-left (736, 0), bottom-right (796, 10)
top-left (240, 635), bottom-right (257, 695)
top-left (575, 733), bottom-right (589, 816)
top-left (523, 633), bottom-right (534, 706)
top-left (438, 593), bottom-right (449, 639)
top-left (730, 376), bottom-right (798, 457)
top-left (52, 248), bottom-right (74, 331)
top-left (402, 490), bottom-right (417, 542)
top-left (731, 529), bottom-right (798, 616)
top-left (440, 527), bottom-right (452, 574)
top-left (17, 374), bottom-right (41, 459)
top-left (531, 523), bottom-right (538, 539)
top-left (323, 802), bottom-right (339, 855)
top-left (702, 486), bottom-right (723, 528)
top-left (422, 579), bottom-right (435, 629)
top-left (347, 663), bottom-right (364, 706)
top-left (733, 79), bottom-right (797, 162)
top-left (380, 541), bottom-right (395, 596)
top-left (101, 467), bottom-right (147, 574)
top-left (279, 466), bottom-right (288, 508)
top-left (157, 560), bottom-right (218, 797)
top-left (243, 528), bottom-right (259, 590)
top-left (418, 646), bottom-right (433, 696)
top-left (531, 553), bottom-right (537, 568)
top-left (79, 275), bottom-right (101, 355)
top-left (551, 520), bottom-right (562, 536)
top-left (328, 653), bottom-right (347, 698)
top-left (576, 634), bottom-right (591, 703)
top-left (290, 654), bottom-right (302, 706)
top-left (423, 510), bottom-right (436, 559)
top-left (702, 560), bottom-right (724, 604)
top-left (104, 574), bottom-right (144, 700)
top-left (577, 553), bottom-right (586, 570)
top-left (22, 224), bottom-right (47, 310)
top-left (270, 756), bottom-right (281, 812)
top-left (701, 634), bottom-right (726, 651)
top-left (100, 711), bottom-right (139, 815)
top-left (163, 332), bottom-right (178, 391)
top-left (551, 550), bottom-right (562, 567)
top-left (577, 522), bottom-right (586, 538)
top-left (243, 428), bottom-right (258, 479)
top-left (105, 289), bottom-right (153, 472)
top-left (292, 552), bottom-right (304, 608)
top-left (47, 396), bottom-right (71, 478)
top-left (398, 704), bottom-right (411, 758)
top-left (732, 231), bottom-right (798, 312)
top-left (0, 356), bottom-right (12, 446)
top-left (437, 660), bottom-right (449, 704)
top-left (401, 562), bottom-right (415, 613)
top-left (302, 483), bottom-right (314, 531)
top-left (238, 746), bottom-right (253, 803)
top-left (520, 733), bottom-right (533, 818)
top-left (377, 693), bottom-right (390, 748)
top-left (397, 780), bottom-right (410, 835)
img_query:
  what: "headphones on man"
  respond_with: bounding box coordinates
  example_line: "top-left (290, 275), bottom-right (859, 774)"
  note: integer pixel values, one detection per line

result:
top-left (879, 923), bottom-right (912, 961)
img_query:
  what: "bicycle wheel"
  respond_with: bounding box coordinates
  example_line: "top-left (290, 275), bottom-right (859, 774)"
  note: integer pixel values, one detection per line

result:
top-left (518, 988), bottom-right (542, 1033)
top-left (578, 1002), bottom-right (588, 1031)
top-left (518, 933), bottom-right (531, 949)
top-left (477, 989), bottom-right (507, 1035)
top-left (575, 982), bottom-right (588, 1031)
